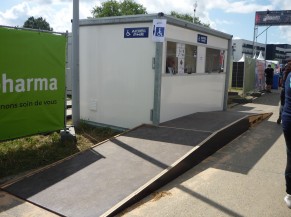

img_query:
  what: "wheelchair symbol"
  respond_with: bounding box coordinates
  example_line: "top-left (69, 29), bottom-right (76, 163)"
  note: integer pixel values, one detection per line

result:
top-left (126, 30), bottom-right (131, 37)
top-left (155, 27), bottom-right (164, 37)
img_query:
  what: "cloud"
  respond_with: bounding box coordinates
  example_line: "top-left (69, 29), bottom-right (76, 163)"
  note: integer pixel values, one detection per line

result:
top-left (0, 2), bottom-right (31, 27)
top-left (48, 1), bottom-right (96, 31)
top-left (271, 0), bottom-right (291, 10)
top-left (49, 5), bottom-right (71, 32)
top-left (137, 1), bottom-right (273, 30)
top-left (279, 26), bottom-right (291, 44)
top-left (214, 18), bottom-right (233, 25)
top-left (203, 1), bottom-right (272, 13)
top-left (1, 0), bottom-right (265, 31)
top-left (1, 0), bottom-right (291, 44)
top-left (225, 3), bottom-right (271, 13)
top-left (0, 1), bottom-right (97, 32)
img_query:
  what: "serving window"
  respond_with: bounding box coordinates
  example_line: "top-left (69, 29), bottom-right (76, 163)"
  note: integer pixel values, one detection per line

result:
top-left (205, 48), bottom-right (225, 73)
top-left (165, 41), bottom-right (197, 75)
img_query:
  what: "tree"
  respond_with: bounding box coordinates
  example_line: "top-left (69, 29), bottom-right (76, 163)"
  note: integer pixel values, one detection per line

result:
top-left (92, 0), bottom-right (147, 18)
top-left (170, 11), bottom-right (210, 28)
top-left (23, 16), bottom-right (53, 31)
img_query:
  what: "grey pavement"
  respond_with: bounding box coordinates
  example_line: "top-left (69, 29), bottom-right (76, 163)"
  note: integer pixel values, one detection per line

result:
top-left (0, 190), bottom-right (59, 217)
top-left (121, 89), bottom-right (291, 217)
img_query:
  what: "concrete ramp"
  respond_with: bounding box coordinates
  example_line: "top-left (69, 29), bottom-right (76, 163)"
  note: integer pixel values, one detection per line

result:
top-left (1, 111), bottom-right (271, 217)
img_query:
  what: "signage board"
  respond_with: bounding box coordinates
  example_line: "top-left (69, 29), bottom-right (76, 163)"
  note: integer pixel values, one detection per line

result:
top-left (197, 34), bottom-right (208, 44)
top-left (255, 10), bottom-right (291, 26)
top-left (124, 27), bottom-right (149, 38)
top-left (0, 27), bottom-right (66, 140)
top-left (152, 19), bottom-right (166, 42)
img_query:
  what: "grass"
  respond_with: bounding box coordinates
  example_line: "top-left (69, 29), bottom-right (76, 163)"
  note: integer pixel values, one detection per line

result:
top-left (0, 123), bottom-right (119, 182)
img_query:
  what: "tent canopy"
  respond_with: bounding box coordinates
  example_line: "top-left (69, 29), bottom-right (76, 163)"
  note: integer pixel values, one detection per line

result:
top-left (238, 54), bottom-right (245, 62)
top-left (257, 51), bottom-right (264, 60)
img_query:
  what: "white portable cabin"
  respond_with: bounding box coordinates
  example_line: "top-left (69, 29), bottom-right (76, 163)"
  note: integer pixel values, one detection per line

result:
top-left (79, 14), bottom-right (233, 130)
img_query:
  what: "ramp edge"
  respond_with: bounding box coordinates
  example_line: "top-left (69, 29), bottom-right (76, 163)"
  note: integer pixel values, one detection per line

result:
top-left (103, 116), bottom-right (250, 217)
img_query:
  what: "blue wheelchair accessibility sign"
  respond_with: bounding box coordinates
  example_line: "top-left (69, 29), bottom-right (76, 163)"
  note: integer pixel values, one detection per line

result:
top-left (154, 27), bottom-right (165, 37)
top-left (152, 19), bottom-right (166, 42)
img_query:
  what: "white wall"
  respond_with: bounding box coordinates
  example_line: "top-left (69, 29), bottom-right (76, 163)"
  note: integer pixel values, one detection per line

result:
top-left (160, 74), bottom-right (226, 123)
top-left (160, 25), bottom-right (229, 123)
top-left (166, 25), bottom-right (228, 49)
top-left (196, 46), bottom-right (206, 73)
top-left (79, 23), bottom-right (155, 129)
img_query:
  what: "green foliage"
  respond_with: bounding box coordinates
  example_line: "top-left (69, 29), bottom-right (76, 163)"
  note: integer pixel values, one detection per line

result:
top-left (170, 11), bottom-right (193, 23)
top-left (23, 16), bottom-right (53, 31)
top-left (92, 0), bottom-right (147, 18)
top-left (170, 11), bottom-right (210, 27)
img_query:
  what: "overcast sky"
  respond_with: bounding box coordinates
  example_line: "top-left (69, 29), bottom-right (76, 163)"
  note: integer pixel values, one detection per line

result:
top-left (1, 0), bottom-right (291, 44)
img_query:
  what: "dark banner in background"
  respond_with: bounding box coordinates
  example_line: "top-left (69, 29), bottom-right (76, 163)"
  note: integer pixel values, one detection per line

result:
top-left (255, 10), bottom-right (291, 26)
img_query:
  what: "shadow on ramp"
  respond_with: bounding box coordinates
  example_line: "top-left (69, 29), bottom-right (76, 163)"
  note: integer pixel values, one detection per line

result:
top-left (1, 149), bottom-right (105, 198)
top-left (1, 111), bottom-right (271, 217)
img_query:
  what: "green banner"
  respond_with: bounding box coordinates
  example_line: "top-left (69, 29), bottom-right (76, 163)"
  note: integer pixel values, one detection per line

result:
top-left (0, 27), bottom-right (66, 140)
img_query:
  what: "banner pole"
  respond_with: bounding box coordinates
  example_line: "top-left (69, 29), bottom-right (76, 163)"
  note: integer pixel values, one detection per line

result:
top-left (72, 0), bottom-right (80, 126)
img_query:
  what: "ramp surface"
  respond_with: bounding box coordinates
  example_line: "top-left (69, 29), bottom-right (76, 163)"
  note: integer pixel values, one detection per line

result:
top-left (2, 111), bottom-right (257, 217)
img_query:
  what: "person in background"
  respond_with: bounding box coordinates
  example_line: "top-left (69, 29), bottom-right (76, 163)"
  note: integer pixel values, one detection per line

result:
top-left (282, 62), bottom-right (291, 208)
top-left (277, 85), bottom-right (285, 124)
top-left (264, 64), bottom-right (274, 93)
top-left (166, 57), bottom-right (176, 74)
top-left (279, 64), bottom-right (286, 87)
top-left (277, 65), bottom-right (288, 124)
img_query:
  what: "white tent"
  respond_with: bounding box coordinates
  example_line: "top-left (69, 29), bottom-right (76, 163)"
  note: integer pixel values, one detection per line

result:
top-left (238, 53), bottom-right (245, 62)
top-left (257, 51), bottom-right (265, 60)
top-left (253, 54), bottom-right (257, 59)
top-left (266, 60), bottom-right (279, 65)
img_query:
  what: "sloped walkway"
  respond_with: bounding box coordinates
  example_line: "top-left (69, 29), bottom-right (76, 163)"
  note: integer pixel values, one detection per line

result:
top-left (0, 93), bottom-right (274, 217)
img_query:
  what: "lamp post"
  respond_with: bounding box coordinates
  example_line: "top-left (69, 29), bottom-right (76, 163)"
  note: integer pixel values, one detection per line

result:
top-left (265, 10), bottom-right (270, 67)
